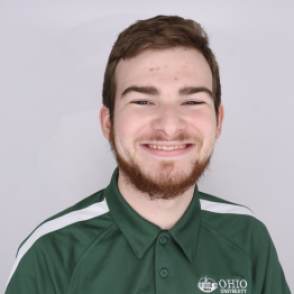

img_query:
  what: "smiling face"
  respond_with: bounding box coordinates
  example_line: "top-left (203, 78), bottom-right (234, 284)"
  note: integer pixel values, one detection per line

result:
top-left (100, 47), bottom-right (224, 199)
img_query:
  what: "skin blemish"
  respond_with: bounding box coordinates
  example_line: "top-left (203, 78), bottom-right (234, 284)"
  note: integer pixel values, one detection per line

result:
top-left (174, 77), bottom-right (178, 80)
top-left (155, 66), bottom-right (160, 71)
top-left (150, 68), bottom-right (154, 71)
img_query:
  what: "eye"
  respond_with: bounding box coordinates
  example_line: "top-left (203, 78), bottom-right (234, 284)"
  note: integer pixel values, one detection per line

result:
top-left (132, 100), bottom-right (151, 105)
top-left (184, 101), bottom-right (203, 105)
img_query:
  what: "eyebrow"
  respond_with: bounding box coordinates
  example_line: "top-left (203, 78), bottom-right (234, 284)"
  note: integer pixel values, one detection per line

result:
top-left (179, 86), bottom-right (213, 97)
top-left (121, 86), bottom-right (159, 97)
top-left (120, 85), bottom-right (213, 98)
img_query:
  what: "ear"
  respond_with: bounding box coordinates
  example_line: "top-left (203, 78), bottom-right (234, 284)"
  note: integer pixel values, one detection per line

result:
top-left (99, 106), bottom-right (111, 141)
top-left (216, 104), bottom-right (224, 139)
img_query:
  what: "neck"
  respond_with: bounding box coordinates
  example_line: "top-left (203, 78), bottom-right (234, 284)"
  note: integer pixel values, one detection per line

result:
top-left (117, 170), bottom-right (195, 230)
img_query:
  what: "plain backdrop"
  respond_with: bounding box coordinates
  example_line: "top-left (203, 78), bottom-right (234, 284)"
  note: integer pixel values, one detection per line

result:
top-left (1, 0), bottom-right (293, 291)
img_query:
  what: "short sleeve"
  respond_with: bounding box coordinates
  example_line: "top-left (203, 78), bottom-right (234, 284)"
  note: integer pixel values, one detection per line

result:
top-left (5, 242), bottom-right (56, 294)
top-left (251, 222), bottom-right (291, 294)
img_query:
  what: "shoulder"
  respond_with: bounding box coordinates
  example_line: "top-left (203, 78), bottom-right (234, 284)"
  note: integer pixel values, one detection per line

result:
top-left (18, 188), bottom-right (112, 252)
top-left (199, 191), bottom-right (254, 219)
top-left (8, 189), bottom-right (113, 287)
top-left (198, 191), bottom-right (271, 258)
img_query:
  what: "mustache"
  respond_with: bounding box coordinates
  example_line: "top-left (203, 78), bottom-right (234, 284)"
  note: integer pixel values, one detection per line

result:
top-left (135, 132), bottom-right (201, 143)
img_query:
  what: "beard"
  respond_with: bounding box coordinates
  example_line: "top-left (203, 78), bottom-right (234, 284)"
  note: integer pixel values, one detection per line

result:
top-left (109, 126), bottom-right (212, 200)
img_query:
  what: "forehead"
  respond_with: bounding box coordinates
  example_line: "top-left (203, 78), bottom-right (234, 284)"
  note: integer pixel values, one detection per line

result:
top-left (115, 47), bottom-right (213, 93)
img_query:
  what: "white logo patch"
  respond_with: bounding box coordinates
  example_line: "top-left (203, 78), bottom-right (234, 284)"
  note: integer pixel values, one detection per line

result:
top-left (198, 276), bottom-right (218, 293)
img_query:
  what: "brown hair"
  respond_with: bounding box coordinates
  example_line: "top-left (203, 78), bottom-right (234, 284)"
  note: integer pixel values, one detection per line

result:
top-left (102, 15), bottom-right (221, 121)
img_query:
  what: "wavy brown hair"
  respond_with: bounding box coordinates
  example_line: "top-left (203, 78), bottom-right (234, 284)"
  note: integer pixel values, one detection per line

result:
top-left (102, 15), bottom-right (221, 121)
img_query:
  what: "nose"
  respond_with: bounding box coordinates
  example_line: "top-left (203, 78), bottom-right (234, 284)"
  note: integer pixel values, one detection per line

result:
top-left (152, 105), bottom-right (186, 138)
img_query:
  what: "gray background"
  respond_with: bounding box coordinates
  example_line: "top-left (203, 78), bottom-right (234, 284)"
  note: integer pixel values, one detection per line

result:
top-left (1, 0), bottom-right (293, 291)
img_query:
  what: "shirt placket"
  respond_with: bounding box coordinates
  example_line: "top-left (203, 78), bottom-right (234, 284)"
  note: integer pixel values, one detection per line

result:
top-left (154, 231), bottom-right (176, 294)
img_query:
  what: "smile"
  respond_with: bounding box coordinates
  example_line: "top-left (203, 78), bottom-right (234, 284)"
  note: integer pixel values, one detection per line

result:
top-left (147, 144), bottom-right (187, 150)
top-left (141, 143), bottom-right (195, 157)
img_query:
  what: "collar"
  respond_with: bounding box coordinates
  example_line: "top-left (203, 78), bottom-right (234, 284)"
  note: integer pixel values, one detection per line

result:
top-left (104, 168), bottom-right (201, 263)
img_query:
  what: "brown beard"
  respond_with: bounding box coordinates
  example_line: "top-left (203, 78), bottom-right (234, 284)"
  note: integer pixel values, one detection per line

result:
top-left (109, 126), bottom-right (211, 200)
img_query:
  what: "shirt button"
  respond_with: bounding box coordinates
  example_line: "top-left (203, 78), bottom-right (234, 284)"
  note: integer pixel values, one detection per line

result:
top-left (160, 268), bottom-right (169, 278)
top-left (159, 237), bottom-right (167, 245)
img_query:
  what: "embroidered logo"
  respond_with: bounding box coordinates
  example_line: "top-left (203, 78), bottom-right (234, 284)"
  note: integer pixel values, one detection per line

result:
top-left (218, 279), bottom-right (248, 293)
top-left (198, 276), bottom-right (218, 293)
top-left (197, 277), bottom-right (248, 293)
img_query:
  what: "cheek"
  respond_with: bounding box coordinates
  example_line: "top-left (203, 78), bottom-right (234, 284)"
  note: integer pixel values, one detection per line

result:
top-left (188, 111), bottom-right (217, 139)
top-left (114, 110), bottom-right (148, 144)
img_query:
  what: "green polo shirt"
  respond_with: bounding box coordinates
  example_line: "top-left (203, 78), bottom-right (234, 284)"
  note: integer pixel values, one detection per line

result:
top-left (6, 169), bottom-right (291, 294)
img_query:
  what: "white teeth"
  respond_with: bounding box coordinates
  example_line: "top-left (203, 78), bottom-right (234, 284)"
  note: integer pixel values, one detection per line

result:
top-left (147, 144), bottom-right (187, 150)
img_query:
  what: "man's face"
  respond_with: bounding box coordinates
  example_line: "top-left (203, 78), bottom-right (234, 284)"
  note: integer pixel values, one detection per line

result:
top-left (100, 47), bottom-right (223, 199)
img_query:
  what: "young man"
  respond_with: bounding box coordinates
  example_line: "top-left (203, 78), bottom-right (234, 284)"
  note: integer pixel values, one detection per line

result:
top-left (5, 15), bottom-right (290, 294)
